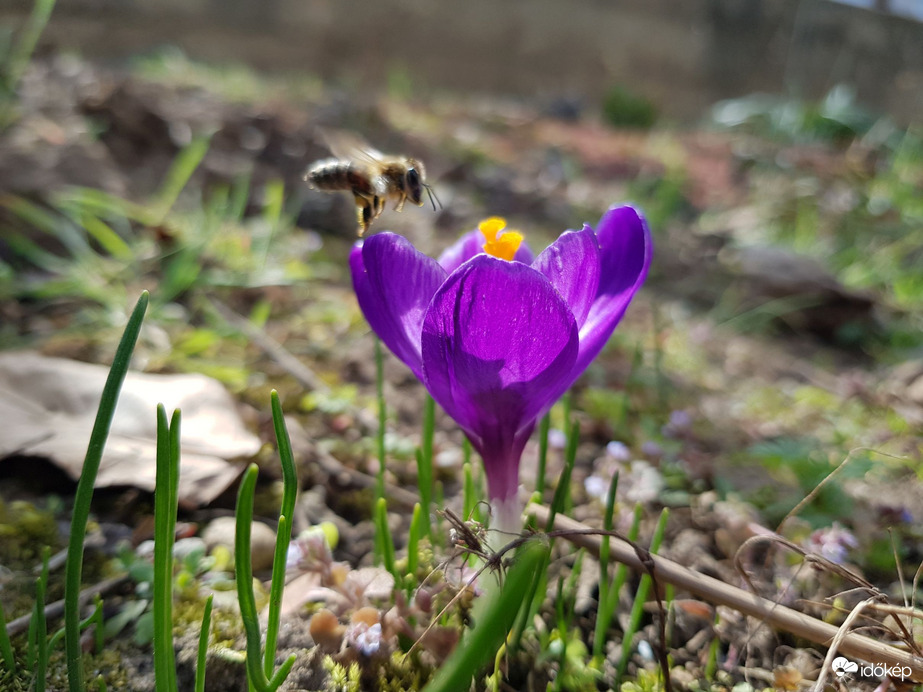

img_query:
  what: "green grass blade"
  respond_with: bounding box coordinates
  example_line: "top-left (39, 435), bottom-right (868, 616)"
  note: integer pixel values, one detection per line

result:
top-left (153, 405), bottom-right (180, 691)
top-left (263, 391), bottom-right (298, 678)
top-left (2, 0), bottom-right (55, 93)
top-left (605, 503), bottom-right (642, 617)
top-left (374, 339), bottom-right (386, 511)
top-left (31, 546), bottom-right (51, 692)
top-left (616, 508), bottom-right (669, 683)
top-left (535, 413), bottom-right (550, 497)
top-left (423, 539), bottom-right (550, 692)
top-left (374, 498), bottom-right (400, 589)
top-left (153, 137), bottom-right (210, 223)
top-left (228, 172), bottom-right (252, 223)
top-left (65, 291), bottom-right (149, 692)
top-left (0, 598), bottom-right (15, 675)
top-left (91, 596), bottom-right (104, 655)
top-left (592, 471), bottom-right (619, 659)
top-left (418, 395), bottom-right (435, 539)
top-left (79, 213), bottom-right (134, 261)
top-left (235, 463), bottom-right (272, 692)
top-left (195, 594), bottom-right (213, 692)
top-left (546, 420), bottom-right (579, 532)
top-left (407, 503), bottom-right (422, 582)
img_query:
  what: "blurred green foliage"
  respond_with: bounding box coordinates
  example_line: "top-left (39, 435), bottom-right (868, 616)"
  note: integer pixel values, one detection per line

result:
top-left (601, 85), bottom-right (657, 129)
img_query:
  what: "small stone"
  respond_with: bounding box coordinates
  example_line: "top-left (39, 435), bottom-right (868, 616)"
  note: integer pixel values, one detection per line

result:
top-left (201, 516), bottom-right (278, 572)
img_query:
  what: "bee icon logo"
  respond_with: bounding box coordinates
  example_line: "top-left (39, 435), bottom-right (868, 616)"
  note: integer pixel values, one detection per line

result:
top-left (832, 657), bottom-right (859, 677)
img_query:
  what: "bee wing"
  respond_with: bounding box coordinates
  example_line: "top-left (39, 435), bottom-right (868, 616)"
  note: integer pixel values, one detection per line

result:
top-left (317, 128), bottom-right (387, 166)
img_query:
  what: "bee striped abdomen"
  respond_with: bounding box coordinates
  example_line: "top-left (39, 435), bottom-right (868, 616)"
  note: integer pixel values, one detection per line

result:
top-left (306, 159), bottom-right (379, 198)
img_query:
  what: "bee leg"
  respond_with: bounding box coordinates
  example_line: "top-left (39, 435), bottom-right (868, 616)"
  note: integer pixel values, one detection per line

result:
top-left (372, 196), bottom-right (386, 219)
top-left (393, 194), bottom-right (407, 213)
top-left (354, 194), bottom-right (373, 237)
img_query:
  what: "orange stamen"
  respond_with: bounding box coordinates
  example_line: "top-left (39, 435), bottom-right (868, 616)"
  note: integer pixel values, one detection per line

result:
top-left (478, 217), bottom-right (524, 261)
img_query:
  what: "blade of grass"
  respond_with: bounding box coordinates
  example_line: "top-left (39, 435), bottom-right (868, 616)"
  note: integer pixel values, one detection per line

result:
top-left (418, 395), bottom-right (435, 540)
top-left (605, 503), bottom-right (643, 619)
top-left (263, 391), bottom-right (297, 678)
top-left (31, 546), bottom-right (51, 692)
top-left (422, 539), bottom-right (550, 692)
top-left (374, 339), bottom-right (386, 512)
top-left (407, 503), bottom-right (423, 583)
top-left (535, 413), bottom-right (550, 498)
top-left (153, 138), bottom-right (210, 224)
top-left (0, 598), bottom-right (15, 675)
top-left (592, 471), bottom-right (620, 659)
top-left (79, 213), bottom-right (133, 262)
top-left (2, 0), bottom-right (56, 92)
top-left (374, 498), bottom-right (401, 590)
top-left (229, 172), bottom-right (252, 223)
top-left (64, 291), bottom-right (148, 692)
top-left (253, 180), bottom-right (285, 267)
top-left (511, 415), bottom-right (579, 654)
top-left (235, 463), bottom-right (271, 692)
top-left (195, 594), bottom-right (213, 692)
top-left (235, 464), bottom-right (296, 692)
top-left (546, 420), bottom-right (579, 532)
top-left (91, 595), bottom-right (104, 655)
top-left (153, 406), bottom-right (180, 691)
top-left (616, 507), bottom-right (669, 684)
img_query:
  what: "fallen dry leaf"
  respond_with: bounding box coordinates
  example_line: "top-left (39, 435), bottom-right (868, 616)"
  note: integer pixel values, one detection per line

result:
top-left (0, 351), bottom-right (260, 507)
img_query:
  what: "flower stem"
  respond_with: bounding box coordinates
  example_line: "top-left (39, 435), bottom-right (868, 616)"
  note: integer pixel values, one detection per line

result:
top-left (536, 414), bottom-right (550, 498)
top-left (417, 395), bottom-right (435, 539)
top-left (374, 339), bottom-right (386, 504)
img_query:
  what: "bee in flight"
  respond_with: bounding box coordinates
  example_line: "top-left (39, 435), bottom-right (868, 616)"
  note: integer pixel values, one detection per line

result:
top-left (304, 131), bottom-right (440, 236)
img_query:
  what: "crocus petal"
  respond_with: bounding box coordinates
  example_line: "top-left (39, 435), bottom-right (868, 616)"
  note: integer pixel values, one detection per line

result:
top-left (532, 227), bottom-right (601, 328)
top-left (421, 254), bottom-right (578, 462)
top-left (512, 241), bottom-right (534, 265)
top-left (437, 229), bottom-right (483, 274)
top-left (575, 205), bottom-right (652, 375)
top-left (350, 232), bottom-right (447, 380)
top-left (437, 229), bottom-right (534, 274)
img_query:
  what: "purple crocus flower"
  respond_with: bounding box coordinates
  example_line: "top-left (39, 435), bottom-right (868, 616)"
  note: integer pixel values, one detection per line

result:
top-left (350, 206), bottom-right (652, 530)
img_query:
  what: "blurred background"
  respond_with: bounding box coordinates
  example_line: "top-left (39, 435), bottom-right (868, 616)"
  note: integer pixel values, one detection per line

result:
top-left (3, 0), bottom-right (923, 120)
top-left (4, 0), bottom-right (923, 123)
top-left (2, 1), bottom-right (923, 687)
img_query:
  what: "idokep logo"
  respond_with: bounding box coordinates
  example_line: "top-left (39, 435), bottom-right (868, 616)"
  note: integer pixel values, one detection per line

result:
top-left (831, 656), bottom-right (912, 680)
top-left (832, 657), bottom-right (858, 677)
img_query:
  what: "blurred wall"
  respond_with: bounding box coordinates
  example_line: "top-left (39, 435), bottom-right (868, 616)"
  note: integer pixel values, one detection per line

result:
top-left (4, 0), bottom-right (922, 123)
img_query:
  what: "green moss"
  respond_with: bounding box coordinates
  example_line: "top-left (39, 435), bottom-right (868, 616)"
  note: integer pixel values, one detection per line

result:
top-left (0, 499), bottom-right (60, 568)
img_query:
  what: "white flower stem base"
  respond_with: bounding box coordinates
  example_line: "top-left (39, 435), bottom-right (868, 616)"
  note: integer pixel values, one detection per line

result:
top-left (488, 493), bottom-right (523, 551)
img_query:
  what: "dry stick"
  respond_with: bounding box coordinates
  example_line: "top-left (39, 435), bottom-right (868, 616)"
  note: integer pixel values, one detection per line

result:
top-left (814, 598), bottom-right (877, 692)
top-left (527, 505), bottom-right (923, 681)
top-left (5, 573), bottom-right (130, 638)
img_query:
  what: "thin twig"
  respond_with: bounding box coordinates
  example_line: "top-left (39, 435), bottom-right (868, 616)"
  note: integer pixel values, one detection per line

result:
top-left (5, 573), bottom-right (131, 637)
top-left (814, 598), bottom-right (877, 692)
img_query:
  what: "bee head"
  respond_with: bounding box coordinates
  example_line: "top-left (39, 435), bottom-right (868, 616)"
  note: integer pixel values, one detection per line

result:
top-left (403, 160), bottom-right (426, 206)
top-left (404, 159), bottom-right (441, 211)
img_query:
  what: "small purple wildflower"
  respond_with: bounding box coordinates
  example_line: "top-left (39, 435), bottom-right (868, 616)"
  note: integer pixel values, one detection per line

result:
top-left (350, 206), bottom-right (652, 523)
top-left (662, 409), bottom-right (693, 437)
top-left (584, 474), bottom-right (608, 500)
top-left (804, 523), bottom-right (858, 565)
top-left (640, 440), bottom-right (663, 459)
top-left (547, 428), bottom-right (567, 450)
top-left (606, 440), bottom-right (631, 462)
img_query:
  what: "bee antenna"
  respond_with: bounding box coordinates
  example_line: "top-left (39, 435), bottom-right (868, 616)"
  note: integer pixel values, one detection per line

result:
top-left (424, 183), bottom-right (442, 212)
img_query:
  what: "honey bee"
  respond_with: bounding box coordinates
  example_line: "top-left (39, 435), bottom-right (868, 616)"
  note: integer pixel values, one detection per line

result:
top-left (304, 131), bottom-right (439, 236)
